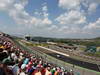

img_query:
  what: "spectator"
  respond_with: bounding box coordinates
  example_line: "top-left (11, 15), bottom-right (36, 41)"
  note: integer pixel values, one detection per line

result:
top-left (0, 34), bottom-right (76, 75)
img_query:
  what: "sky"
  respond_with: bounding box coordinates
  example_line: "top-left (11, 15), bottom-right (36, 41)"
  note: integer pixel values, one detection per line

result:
top-left (0, 0), bottom-right (100, 38)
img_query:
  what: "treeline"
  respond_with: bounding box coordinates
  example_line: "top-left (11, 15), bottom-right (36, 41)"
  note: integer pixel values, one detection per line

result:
top-left (25, 36), bottom-right (100, 47)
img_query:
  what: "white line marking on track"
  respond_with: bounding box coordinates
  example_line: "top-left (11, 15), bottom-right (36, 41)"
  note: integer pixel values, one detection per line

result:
top-left (38, 46), bottom-right (70, 57)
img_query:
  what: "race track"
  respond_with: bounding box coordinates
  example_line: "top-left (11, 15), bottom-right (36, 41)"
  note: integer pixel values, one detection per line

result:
top-left (31, 46), bottom-right (100, 72)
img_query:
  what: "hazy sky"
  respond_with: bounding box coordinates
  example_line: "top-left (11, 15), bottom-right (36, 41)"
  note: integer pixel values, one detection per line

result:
top-left (0, 0), bottom-right (100, 38)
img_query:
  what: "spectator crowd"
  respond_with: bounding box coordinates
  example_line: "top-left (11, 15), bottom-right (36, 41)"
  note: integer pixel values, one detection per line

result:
top-left (0, 34), bottom-right (75, 75)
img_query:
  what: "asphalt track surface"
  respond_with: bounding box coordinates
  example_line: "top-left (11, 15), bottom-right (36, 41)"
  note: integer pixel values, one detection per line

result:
top-left (31, 47), bottom-right (100, 72)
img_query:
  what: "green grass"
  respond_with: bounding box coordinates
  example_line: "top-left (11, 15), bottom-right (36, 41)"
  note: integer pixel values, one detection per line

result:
top-left (85, 52), bottom-right (100, 57)
top-left (79, 47), bottom-right (86, 51)
top-left (22, 41), bottom-right (49, 47)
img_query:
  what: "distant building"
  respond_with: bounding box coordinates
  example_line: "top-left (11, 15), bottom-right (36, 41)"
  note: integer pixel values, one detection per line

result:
top-left (97, 47), bottom-right (100, 52)
top-left (25, 35), bottom-right (31, 41)
top-left (85, 46), bottom-right (96, 53)
top-left (47, 42), bottom-right (57, 45)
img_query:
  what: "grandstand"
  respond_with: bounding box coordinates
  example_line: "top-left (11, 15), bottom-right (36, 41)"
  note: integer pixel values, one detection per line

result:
top-left (0, 33), bottom-right (76, 75)
top-left (0, 32), bottom-right (100, 75)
